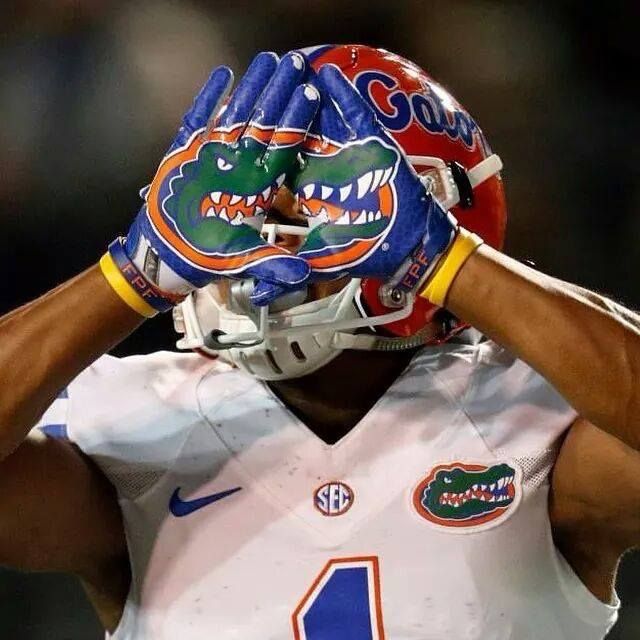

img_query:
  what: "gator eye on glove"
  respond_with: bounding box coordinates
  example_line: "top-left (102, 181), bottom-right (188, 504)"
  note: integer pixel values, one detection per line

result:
top-left (100, 51), bottom-right (320, 317)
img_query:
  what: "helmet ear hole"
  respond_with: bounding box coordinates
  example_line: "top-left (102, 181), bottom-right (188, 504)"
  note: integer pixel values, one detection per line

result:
top-left (290, 341), bottom-right (307, 362)
top-left (265, 350), bottom-right (283, 375)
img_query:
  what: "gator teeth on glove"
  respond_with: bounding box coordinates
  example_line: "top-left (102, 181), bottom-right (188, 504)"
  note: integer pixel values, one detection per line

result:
top-left (201, 174), bottom-right (285, 225)
top-left (297, 167), bottom-right (394, 228)
top-left (299, 167), bottom-right (393, 203)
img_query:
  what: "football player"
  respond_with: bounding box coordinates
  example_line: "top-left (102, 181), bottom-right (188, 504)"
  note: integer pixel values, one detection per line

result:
top-left (0, 45), bottom-right (638, 639)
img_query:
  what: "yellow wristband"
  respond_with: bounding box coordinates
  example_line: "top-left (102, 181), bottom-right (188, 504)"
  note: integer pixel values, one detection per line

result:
top-left (99, 252), bottom-right (157, 318)
top-left (419, 227), bottom-right (483, 306)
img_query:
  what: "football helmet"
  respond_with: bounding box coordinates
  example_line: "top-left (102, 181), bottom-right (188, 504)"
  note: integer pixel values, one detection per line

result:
top-left (173, 44), bottom-right (507, 379)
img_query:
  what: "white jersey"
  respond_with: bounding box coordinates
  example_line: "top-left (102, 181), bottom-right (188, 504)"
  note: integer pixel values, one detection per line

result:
top-left (37, 338), bottom-right (619, 639)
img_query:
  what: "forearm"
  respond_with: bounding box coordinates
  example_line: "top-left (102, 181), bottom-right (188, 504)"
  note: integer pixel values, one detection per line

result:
top-left (446, 244), bottom-right (640, 449)
top-left (0, 265), bottom-right (143, 458)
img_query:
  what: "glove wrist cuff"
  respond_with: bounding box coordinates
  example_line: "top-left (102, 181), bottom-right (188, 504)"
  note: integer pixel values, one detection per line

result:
top-left (100, 237), bottom-right (185, 317)
top-left (419, 227), bottom-right (483, 306)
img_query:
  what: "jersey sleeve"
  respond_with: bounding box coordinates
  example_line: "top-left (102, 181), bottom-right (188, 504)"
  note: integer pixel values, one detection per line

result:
top-left (36, 351), bottom-right (225, 500)
top-left (459, 340), bottom-right (579, 457)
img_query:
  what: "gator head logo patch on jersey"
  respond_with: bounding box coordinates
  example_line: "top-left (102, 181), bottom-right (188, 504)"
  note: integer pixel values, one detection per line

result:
top-left (292, 135), bottom-right (400, 272)
top-left (413, 461), bottom-right (522, 533)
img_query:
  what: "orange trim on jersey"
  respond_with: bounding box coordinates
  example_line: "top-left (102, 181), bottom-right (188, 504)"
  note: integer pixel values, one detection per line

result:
top-left (371, 556), bottom-right (385, 640)
top-left (292, 556), bottom-right (386, 640)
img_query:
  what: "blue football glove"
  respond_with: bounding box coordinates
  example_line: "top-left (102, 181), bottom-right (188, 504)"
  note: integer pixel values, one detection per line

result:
top-left (279, 63), bottom-right (457, 298)
top-left (104, 51), bottom-right (320, 314)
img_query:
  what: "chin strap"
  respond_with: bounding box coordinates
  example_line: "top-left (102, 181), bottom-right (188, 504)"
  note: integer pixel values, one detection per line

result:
top-left (332, 320), bottom-right (444, 351)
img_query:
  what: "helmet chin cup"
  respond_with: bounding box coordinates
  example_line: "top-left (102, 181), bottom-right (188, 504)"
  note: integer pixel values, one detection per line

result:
top-left (174, 278), bottom-right (416, 379)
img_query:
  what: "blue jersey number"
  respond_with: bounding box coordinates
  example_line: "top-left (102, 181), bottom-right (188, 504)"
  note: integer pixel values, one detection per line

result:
top-left (292, 557), bottom-right (385, 640)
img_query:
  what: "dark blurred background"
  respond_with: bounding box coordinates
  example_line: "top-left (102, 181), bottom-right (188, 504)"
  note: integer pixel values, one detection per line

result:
top-left (0, 0), bottom-right (638, 637)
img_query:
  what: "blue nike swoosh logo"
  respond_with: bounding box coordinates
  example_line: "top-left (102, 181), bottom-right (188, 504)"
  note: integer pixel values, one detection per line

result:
top-left (169, 486), bottom-right (242, 517)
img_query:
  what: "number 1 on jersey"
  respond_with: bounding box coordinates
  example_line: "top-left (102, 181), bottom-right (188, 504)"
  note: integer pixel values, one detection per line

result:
top-left (292, 556), bottom-right (386, 640)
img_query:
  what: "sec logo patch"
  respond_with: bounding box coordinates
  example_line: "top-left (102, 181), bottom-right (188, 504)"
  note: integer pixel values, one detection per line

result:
top-left (413, 461), bottom-right (522, 533)
top-left (314, 481), bottom-right (354, 517)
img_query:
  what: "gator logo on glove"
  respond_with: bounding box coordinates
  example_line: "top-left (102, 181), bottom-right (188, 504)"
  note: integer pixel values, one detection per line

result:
top-left (292, 134), bottom-right (400, 272)
top-left (281, 63), bottom-right (456, 288)
top-left (413, 461), bottom-right (522, 534)
top-left (146, 124), bottom-right (304, 274)
top-left (124, 51), bottom-right (319, 304)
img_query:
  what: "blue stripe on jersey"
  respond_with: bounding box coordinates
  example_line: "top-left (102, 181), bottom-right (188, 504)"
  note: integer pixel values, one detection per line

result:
top-left (57, 388), bottom-right (69, 399)
top-left (39, 424), bottom-right (69, 440)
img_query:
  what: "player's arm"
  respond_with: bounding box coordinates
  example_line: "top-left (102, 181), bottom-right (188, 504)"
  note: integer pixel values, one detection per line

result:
top-left (0, 53), bottom-right (319, 632)
top-left (0, 432), bottom-right (130, 631)
top-left (0, 273), bottom-right (138, 629)
top-left (549, 416), bottom-right (640, 601)
top-left (0, 52), bottom-right (319, 460)
top-left (0, 267), bottom-right (142, 459)
top-left (445, 246), bottom-right (640, 451)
